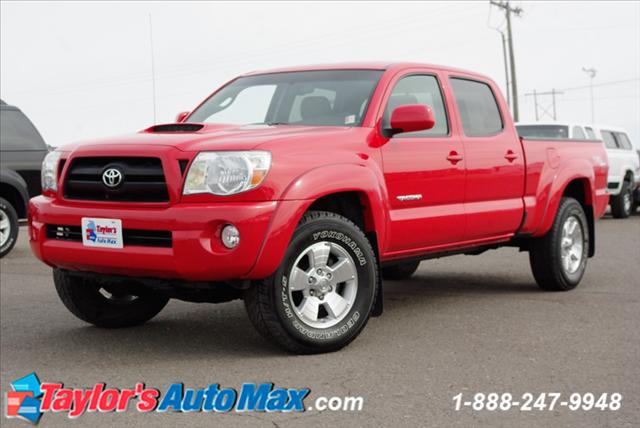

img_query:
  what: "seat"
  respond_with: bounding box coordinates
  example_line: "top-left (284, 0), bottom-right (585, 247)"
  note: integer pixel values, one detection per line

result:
top-left (300, 96), bottom-right (332, 121)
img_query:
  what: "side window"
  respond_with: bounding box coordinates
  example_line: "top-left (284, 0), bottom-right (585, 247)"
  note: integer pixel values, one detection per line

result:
top-left (585, 127), bottom-right (596, 140)
top-left (572, 126), bottom-right (586, 139)
top-left (615, 132), bottom-right (633, 150)
top-left (450, 78), bottom-right (503, 137)
top-left (601, 131), bottom-right (619, 149)
top-left (382, 75), bottom-right (448, 136)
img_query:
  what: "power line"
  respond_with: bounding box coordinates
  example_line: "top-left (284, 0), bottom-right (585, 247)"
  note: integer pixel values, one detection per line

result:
top-left (560, 78), bottom-right (640, 92)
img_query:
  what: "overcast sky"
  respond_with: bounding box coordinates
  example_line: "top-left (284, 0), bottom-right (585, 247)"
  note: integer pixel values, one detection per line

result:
top-left (1, 1), bottom-right (639, 147)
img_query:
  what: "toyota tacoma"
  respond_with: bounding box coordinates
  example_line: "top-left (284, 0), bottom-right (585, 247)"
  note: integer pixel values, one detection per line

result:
top-left (29, 63), bottom-right (610, 353)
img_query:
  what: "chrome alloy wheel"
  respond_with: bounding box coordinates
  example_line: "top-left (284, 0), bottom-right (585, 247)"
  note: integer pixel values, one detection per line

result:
top-left (0, 209), bottom-right (10, 248)
top-left (287, 241), bottom-right (358, 329)
top-left (560, 215), bottom-right (584, 275)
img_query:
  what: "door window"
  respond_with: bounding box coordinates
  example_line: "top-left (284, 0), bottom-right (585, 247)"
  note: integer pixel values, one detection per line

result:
top-left (382, 75), bottom-right (448, 136)
top-left (601, 131), bottom-right (619, 149)
top-left (585, 127), bottom-right (596, 140)
top-left (615, 132), bottom-right (633, 150)
top-left (450, 78), bottom-right (503, 137)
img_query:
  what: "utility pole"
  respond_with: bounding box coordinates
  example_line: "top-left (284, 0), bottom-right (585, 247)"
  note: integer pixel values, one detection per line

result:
top-left (501, 31), bottom-right (510, 109)
top-left (582, 67), bottom-right (597, 123)
top-left (524, 88), bottom-right (563, 121)
top-left (490, 1), bottom-right (522, 121)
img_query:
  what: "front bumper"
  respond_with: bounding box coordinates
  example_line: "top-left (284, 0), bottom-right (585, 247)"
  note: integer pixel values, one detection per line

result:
top-left (29, 196), bottom-right (279, 281)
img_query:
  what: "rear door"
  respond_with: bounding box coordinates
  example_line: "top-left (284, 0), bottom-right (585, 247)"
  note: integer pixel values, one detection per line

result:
top-left (449, 77), bottom-right (525, 241)
top-left (380, 72), bottom-right (466, 253)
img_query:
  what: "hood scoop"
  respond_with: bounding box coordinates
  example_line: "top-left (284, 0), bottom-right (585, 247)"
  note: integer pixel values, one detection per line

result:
top-left (146, 123), bottom-right (204, 133)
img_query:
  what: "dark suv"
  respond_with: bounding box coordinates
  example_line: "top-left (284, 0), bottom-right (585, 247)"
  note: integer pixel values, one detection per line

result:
top-left (0, 99), bottom-right (48, 257)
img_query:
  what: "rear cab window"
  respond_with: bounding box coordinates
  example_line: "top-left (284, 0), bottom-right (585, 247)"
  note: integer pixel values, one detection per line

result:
top-left (449, 78), bottom-right (503, 137)
top-left (585, 126), bottom-right (597, 140)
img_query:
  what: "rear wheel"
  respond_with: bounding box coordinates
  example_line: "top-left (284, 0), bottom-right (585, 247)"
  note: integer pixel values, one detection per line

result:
top-left (53, 269), bottom-right (169, 328)
top-left (529, 198), bottom-right (589, 291)
top-left (244, 211), bottom-right (378, 354)
top-left (0, 197), bottom-right (19, 258)
top-left (610, 180), bottom-right (632, 218)
top-left (382, 260), bottom-right (420, 280)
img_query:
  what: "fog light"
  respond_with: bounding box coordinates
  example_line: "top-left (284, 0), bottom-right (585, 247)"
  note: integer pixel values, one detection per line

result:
top-left (221, 224), bottom-right (240, 249)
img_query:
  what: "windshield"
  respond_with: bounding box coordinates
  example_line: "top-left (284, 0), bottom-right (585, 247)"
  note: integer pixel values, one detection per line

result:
top-left (516, 125), bottom-right (569, 139)
top-left (187, 70), bottom-right (383, 127)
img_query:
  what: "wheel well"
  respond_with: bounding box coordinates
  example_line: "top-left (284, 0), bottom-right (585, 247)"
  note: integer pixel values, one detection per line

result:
top-left (0, 183), bottom-right (26, 218)
top-left (562, 179), bottom-right (595, 257)
top-left (624, 170), bottom-right (634, 183)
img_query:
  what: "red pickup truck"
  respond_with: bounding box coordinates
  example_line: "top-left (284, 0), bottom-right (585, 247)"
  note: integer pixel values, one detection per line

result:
top-left (29, 63), bottom-right (609, 353)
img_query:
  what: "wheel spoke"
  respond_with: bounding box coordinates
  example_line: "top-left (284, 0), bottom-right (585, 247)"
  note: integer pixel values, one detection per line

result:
top-left (323, 292), bottom-right (349, 319)
top-left (328, 258), bottom-right (355, 284)
top-left (0, 218), bottom-right (9, 230)
top-left (298, 297), bottom-right (320, 322)
top-left (308, 243), bottom-right (331, 268)
top-left (289, 267), bottom-right (310, 291)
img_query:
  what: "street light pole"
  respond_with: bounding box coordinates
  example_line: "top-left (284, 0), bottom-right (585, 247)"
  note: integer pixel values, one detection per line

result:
top-left (582, 67), bottom-right (597, 123)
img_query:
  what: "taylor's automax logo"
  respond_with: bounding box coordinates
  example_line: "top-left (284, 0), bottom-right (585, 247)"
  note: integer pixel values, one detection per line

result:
top-left (4, 373), bottom-right (311, 425)
top-left (101, 167), bottom-right (123, 188)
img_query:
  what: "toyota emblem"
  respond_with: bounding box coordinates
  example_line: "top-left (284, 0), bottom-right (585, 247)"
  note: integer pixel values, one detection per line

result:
top-left (102, 168), bottom-right (124, 188)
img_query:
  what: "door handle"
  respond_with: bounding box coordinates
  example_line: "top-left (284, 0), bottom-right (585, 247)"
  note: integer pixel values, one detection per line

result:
top-left (504, 150), bottom-right (518, 162)
top-left (446, 151), bottom-right (464, 164)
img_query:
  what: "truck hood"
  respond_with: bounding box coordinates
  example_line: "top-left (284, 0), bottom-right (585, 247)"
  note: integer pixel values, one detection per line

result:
top-left (58, 123), bottom-right (360, 153)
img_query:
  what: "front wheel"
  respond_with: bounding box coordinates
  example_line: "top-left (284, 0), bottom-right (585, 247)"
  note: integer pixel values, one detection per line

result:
top-left (53, 269), bottom-right (169, 328)
top-left (244, 211), bottom-right (378, 354)
top-left (529, 198), bottom-right (589, 291)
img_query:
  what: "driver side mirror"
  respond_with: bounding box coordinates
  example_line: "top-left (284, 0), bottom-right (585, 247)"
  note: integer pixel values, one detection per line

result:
top-left (387, 104), bottom-right (435, 136)
top-left (175, 111), bottom-right (190, 123)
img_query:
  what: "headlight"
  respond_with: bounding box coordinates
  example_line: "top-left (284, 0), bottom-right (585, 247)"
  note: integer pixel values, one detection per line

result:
top-left (183, 151), bottom-right (271, 196)
top-left (41, 150), bottom-right (63, 192)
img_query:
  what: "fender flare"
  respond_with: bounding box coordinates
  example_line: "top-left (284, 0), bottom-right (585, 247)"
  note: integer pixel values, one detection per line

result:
top-left (0, 169), bottom-right (29, 216)
top-left (246, 163), bottom-right (388, 279)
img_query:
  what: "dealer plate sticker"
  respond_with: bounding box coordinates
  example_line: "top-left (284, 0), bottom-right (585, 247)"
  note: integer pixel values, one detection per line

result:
top-left (81, 218), bottom-right (123, 249)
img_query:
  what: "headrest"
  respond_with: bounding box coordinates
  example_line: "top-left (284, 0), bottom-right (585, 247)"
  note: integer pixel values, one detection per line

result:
top-left (301, 96), bottom-right (332, 120)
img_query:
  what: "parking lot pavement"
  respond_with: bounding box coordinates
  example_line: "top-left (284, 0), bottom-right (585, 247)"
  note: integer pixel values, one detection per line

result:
top-left (1, 215), bottom-right (639, 427)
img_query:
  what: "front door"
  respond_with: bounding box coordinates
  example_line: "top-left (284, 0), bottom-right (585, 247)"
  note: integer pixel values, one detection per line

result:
top-left (381, 73), bottom-right (466, 255)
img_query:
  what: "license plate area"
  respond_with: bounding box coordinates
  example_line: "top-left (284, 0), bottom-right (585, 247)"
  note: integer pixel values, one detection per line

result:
top-left (81, 218), bottom-right (123, 249)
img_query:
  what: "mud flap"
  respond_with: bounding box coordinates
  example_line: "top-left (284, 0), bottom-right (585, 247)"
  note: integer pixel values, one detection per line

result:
top-left (371, 273), bottom-right (383, 317)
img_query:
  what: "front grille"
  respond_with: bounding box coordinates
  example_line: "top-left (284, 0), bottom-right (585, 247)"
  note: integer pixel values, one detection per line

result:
top-left (46, 224), bottom-right (172, 248)
top-left (64, 157), bottom-right (169, 202)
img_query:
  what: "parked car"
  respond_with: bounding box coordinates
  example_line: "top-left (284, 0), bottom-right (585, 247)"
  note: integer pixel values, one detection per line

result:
top-left (595, 126), bottom-right (640, 218)
top-left (516, 122), bottom-right (639, 218)
top-left (29, 63), bottom-right (609, 353)
top-left (0, 99), bottom-right (48, 257)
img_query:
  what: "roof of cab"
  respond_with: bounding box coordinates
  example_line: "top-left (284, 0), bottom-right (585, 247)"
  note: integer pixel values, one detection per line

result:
top-left (241, 62), bottom-right (490, 79)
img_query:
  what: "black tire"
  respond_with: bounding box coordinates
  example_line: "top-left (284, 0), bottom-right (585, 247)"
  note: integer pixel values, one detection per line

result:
top-left (244, 211), bottom-right (378, 354)
top-left (610, 180), bottom-right (632, 219)
top-left (0, 197), bottom-right (19, 258)
top-left (529, 198), bottom-right (589, 291)
top-left (53, 269), bottom-right (169, 328)
top-left (382, 260), bottom-right (420, 280)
